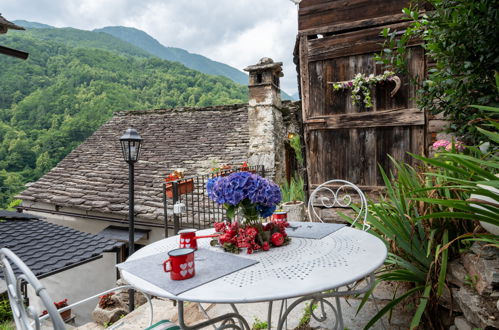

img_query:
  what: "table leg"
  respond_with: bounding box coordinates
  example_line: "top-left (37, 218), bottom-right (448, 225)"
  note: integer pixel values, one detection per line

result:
top-left (275, 273), bottom-right (375, 330)
top-left (266, 301), bottom-right (272, 330)
top-left (177, 301), bottom-right (251, 330)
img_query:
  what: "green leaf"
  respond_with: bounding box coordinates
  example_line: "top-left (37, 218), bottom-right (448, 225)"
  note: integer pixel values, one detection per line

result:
top-left (469, 104), bottom-right (499, 113)
top-left (363, 286), bottom-right (422, 330)
top-left (477, 127), bottom-right (499, 144)
top-left (409, 285), bottom-right (432, 330)
top-left (437, 230), bottom-right (449, 296)
top-left (225, 205), bottom-right (236, 220)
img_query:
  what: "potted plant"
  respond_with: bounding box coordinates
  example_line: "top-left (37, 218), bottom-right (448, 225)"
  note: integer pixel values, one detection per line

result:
top-left (206, 172), bottom-right (290, 254)
top-left (210, 162), bottom-right (233, 177)
top-left (92, 292), bottom-right (127, 325)
top-left (165, 170), bottom-right (194, 198)
top-left (280, 175), bottom-right (306, 222)
top-left (41, 299), bottom-right (71, 321)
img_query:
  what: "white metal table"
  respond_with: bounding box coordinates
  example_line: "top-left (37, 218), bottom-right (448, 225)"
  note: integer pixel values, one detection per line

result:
top-left (120, 225), bottom-right (387, 329)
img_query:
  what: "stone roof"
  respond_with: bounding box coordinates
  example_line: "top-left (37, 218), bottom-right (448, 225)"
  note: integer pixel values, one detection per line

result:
top-left (0, 210), bottom-right (120, 278)
top-left (17, 104), bottom-right (253, 223)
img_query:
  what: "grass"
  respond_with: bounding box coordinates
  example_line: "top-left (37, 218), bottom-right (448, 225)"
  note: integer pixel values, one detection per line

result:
top-left (251, 317), bottom-right (268, 330)
top-left (0, 321), bottom-right (15, 330)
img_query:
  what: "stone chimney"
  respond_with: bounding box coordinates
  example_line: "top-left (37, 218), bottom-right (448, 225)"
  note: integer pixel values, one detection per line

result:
top-left (244, 58), bottom-right (285, 183)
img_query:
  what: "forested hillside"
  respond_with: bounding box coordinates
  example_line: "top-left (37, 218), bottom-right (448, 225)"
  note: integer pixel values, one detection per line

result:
top-left (95, 26), bottom-right (250, 85)
top-left (0, 32), bottom-right (248, 207)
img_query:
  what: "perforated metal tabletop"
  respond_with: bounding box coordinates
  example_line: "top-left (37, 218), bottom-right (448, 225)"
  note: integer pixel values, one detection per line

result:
top-left (120, 225), bottom-right (387, 304)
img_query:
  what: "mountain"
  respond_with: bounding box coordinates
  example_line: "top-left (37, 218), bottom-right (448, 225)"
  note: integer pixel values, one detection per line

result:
top-left (95, 26), bottom-right (295, 100)
top-left (12, 21), bottom-right (295, 100)
top-left (0, 30), bottom-right (248, 208)
top-left (12, 20), bottom-right (53, 29)
top-left (95, 26), bottom-right (248, 84)
top-left (12, 23), bottom-right (152, 59)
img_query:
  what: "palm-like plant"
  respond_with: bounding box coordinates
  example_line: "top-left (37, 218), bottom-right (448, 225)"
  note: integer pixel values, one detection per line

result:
top-left (349, 109), bottom-right (497, 328)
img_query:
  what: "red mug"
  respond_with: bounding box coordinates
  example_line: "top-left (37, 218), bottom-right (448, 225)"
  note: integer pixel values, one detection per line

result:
top-left (179, 229), bottom-right (220, 250)
top-left (272, 210), bottom-right (287, 221)
top-left (163, 248), bottom-right (195, 280)
top-left (179, 229), bottom-right (198, 249)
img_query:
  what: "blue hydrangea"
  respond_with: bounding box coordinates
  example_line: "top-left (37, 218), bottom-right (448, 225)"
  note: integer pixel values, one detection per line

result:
top-left (206, 172), bottom-right (281, 218)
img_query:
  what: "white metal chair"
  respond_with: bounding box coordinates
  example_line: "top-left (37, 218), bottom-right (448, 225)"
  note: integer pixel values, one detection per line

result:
top-left (0, 247), bottom-right (165, 330)
top-left (304, 180), bottom-right (381, 329)
top-left (307, 179), bottom-right (370, 230)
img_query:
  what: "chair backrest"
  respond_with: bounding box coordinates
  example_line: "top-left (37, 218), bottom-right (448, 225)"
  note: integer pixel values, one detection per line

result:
top-left (0, 248), bottom-right (66, 330)
top-left (307, 179), bottom-right (370, 231)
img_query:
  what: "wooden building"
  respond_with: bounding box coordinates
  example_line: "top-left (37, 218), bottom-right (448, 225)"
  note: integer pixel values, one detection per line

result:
top-left (295, 0), bottom-right (432, 192)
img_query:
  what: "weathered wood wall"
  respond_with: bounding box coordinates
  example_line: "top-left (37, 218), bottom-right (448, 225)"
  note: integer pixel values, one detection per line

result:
top-left (297, 0), bottom-right (428, 191)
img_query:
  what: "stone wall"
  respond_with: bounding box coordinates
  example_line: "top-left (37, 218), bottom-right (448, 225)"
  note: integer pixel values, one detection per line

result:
top-left (446, 242), bottom-right (499, 329)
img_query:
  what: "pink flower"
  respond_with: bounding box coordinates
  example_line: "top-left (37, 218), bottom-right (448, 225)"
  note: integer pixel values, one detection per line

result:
top-left (432, 139), bottom-right (450, 150)
top-left (445, 141), bottom-right (465, 152)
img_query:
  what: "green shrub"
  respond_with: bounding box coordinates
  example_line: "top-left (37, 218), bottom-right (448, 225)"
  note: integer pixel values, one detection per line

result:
top-left (376, 0), bottom-right (499, 144)
top-left (280, 175), bottom-right (305, 203)
top-left (348, 116), bottom-right (497, 328)
top-left (0, 321), bottom-right (15, 330)
top-left (0, 296), bottom-right (12, 323)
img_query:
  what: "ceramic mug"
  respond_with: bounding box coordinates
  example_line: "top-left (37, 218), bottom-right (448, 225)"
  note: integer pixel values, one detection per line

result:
top-left (179, 229), bottom-right (220, 250)
top-left (163, 248), bottom-right (195, 280)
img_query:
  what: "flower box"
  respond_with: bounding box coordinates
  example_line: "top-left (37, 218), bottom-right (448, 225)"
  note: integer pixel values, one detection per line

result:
top-left (60, 309), bottom-right (71, 321)
top-left (165, 179), bottom-right (194, 198)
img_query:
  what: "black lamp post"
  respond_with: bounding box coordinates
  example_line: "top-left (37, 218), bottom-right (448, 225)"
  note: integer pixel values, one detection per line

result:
top-left (119, 128), bottom-right (142, 311)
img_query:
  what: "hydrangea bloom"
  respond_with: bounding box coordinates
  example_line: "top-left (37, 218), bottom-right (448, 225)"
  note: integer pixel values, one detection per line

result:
top-left (445, 141), bottom-right (465, 152)
top-left (432, 139), bottom-right (450, 150)
top-left (206, 172), bottom-right (281, 219)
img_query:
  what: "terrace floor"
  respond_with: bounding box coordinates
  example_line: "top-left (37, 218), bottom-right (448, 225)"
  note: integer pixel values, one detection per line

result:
top-left (73, 282), bottom-right (412, 329)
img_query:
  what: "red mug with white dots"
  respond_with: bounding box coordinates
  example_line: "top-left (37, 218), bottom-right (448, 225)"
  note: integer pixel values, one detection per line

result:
top-left (163, 248), bottom-right (195, 280)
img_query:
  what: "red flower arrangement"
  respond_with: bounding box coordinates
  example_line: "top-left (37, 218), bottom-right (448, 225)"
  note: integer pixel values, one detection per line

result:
top-left (240, 162), bottom-right (249, 172)
top-left (41, 299), bottom-right (70, 319)
top-left (54, 299), bottom-right (68, 309)
top-left (98, 292), bottom-right (118, 309)
top-left (165, 170), bottom-right (184, 182)
top-left (211, 220), bottom-right (290, 254)
top-left (165, 170), bottom-right (194, 198)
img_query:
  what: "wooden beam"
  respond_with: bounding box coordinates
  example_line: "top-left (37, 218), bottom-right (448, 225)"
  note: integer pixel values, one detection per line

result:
top-left (304, 108), bottom-right (425, 130)
top-left (298, 0), bottom-right (411, 32)
top-left (0, 45), bottom-right (29, 60)
top-left (306, 22), bottom-right (421, 62)
top-left (298, 13), bottom-right (408, 36)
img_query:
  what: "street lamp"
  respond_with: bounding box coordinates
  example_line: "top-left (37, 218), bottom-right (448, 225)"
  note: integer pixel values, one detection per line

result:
top-left (119, 128), bottom-right (142, 311)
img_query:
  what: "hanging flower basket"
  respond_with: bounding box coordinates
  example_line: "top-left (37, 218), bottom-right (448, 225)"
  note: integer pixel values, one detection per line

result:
top-left (165, 179), bottom-right (194, 198)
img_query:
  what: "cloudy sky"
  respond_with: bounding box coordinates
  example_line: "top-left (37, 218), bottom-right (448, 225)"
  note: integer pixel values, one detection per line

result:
top-left (2, 0), bottom-right (300, 95)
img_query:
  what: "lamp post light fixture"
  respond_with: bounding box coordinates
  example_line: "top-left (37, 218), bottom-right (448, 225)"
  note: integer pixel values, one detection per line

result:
top-left (119, 128), bottom-right (142, 312)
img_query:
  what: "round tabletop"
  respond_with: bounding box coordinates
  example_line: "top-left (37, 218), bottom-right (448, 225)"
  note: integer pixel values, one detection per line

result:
top-left (121, 225), bottom-right (387, 303)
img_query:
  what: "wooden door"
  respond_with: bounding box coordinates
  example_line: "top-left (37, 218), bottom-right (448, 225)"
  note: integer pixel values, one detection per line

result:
top-left (300, 23), bottom-right (426, 192)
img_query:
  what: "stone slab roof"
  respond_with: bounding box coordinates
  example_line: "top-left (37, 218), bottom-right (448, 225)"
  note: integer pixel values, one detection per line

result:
top-left (0, 210), bottom-right (120, 278)
top-left (17, 104), bottom-right (253, 223)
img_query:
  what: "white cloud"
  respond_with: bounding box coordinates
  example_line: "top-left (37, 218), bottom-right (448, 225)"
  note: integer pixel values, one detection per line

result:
top-left (1, 0), bottom-right (299, 94)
